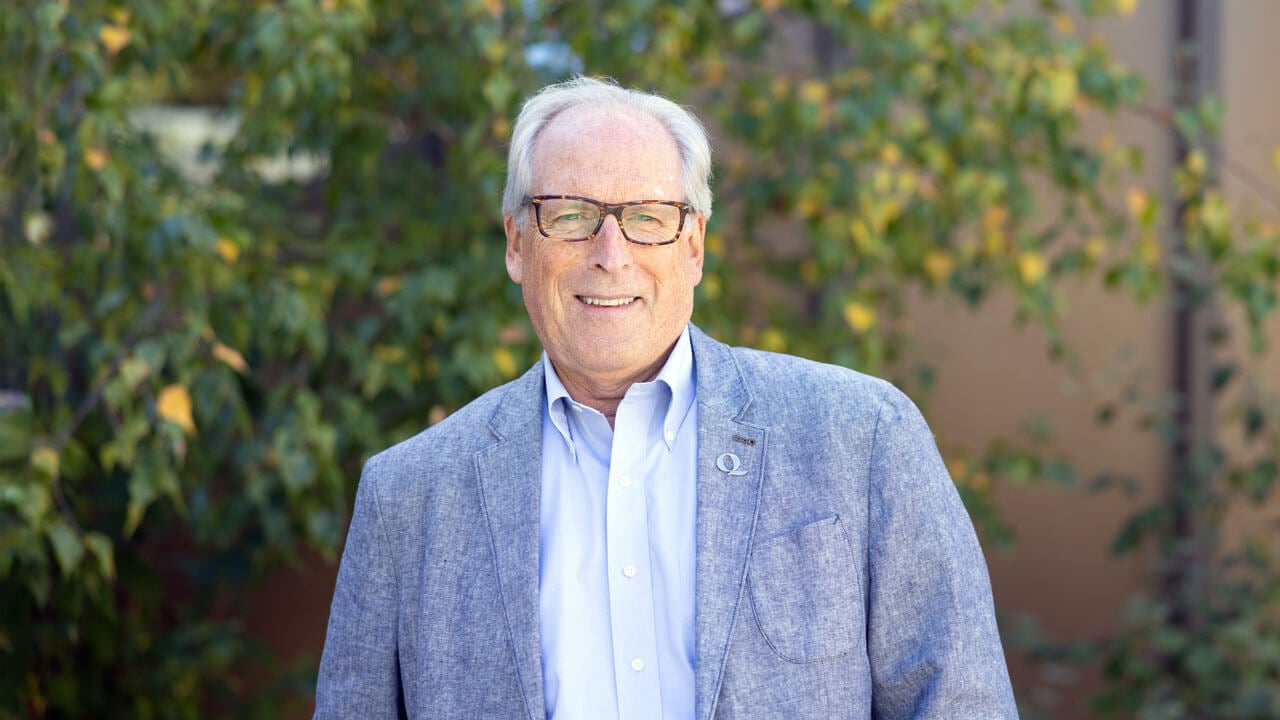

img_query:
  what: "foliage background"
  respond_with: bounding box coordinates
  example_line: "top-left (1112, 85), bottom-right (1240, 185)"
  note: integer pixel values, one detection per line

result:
top-left (2, 0), bottom-right (1278, 717)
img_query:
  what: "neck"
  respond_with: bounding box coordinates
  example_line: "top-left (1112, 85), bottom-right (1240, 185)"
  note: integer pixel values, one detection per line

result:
top-left (551, 357), bottom-right (670, 430)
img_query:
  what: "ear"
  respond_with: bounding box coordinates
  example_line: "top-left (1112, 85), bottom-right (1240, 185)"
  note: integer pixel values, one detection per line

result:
top-left (504, 214), bottom-right (524, 284)
top-left (685, 214), bottom-right (706, 286)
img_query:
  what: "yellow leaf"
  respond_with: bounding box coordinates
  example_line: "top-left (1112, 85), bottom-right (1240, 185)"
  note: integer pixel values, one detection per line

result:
top-left (1185, 150), bottom-right (1206, 176)
top-left (156, 385), bottom-right (195, 434)
top-left (1139, 235), bottom-right (1160, 265)
top-left (212, 342), bottom-right (249, 374)
top-left (701, 275), bottom-right (721, 301)
top-left (1084, 237), bottom-right (1108, 262)
top-left (373, 344), bottom-right (406, 363)
top-left (705, 232), bottom-right (725, 257)
top-left (879, 143), bottom-right (902, 167)
top-left (923, 249), bottom-right (955, 283)
top-left (493, 347), bottom-right (517, 378)
top-left (796, 197), bottom-right (821, 219)
top-left (799, 80), bottom-right (828, 105)
top-left (1018, 252), bottom-right (1047, 284)
top-left (849, 220), bottom-right (875, 253)
top-left (376, 275), bottom-right (403, 296)
top-left (1038, 65), bottom-right (1078, 113)
top-left (98, 24), bottom-right (131, 55)
top-left (31, 447), bottom-right (60, 478)
top-left (842, 301), bottom-right (877, 333)
top-left (1115, 0), bottom-right (1138, 17)
top-left (216, 238), bottom-right (239, 263)
top-left (759, 328), bottom-right (787, 353)
top-left (1052, 14), bottom-right (1075, 35)
top-left (85, 147), bottom-right (109, 170)
top-left (1125, 187), bottom-right (1149, 218)
top-left (705, 56), bottom-right (726, 85)
top-left (982, 205), bottom-right (1008, 230)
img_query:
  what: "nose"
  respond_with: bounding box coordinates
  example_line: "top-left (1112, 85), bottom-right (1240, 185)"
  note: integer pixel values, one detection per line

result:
top-left (587, 214), bottom-right (633, 273)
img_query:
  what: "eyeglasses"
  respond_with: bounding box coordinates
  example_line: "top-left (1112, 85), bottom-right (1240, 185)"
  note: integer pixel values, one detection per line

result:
top-left (527, 194), bottom-right (692, 246)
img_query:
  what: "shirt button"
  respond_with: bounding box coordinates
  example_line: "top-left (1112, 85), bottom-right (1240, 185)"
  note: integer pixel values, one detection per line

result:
top-left (622, 564), bottom-right (637, 578)
top-left (572, 404), bottom-right (584, 413)
top-left (631, 658), bottom-right (645, 672)
top-left (618, 475), bottom-right (632, 489)
top-left (665, 429), bottom-right (675, 442)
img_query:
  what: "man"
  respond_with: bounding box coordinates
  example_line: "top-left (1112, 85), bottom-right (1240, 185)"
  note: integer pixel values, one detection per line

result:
top-left (316, 77), bottom-right (1018, 719)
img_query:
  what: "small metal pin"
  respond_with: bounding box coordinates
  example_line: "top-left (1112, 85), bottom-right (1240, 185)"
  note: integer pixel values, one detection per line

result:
top-left (716, 452), bottom-right (748, 476)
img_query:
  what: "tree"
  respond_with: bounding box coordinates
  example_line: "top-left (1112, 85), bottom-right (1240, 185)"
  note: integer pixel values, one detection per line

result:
top-left (2, 0), bottom-right (1276, 716)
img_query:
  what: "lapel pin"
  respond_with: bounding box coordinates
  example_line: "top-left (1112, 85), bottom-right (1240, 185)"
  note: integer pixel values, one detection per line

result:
top-left (716, 452), bottom-right (748, 476)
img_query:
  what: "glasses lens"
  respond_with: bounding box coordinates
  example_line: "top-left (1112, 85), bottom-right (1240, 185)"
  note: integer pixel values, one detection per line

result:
top-left (621, 203), bottom-right (683, 245)
top-left (538, 198), bottom-right (602, 240)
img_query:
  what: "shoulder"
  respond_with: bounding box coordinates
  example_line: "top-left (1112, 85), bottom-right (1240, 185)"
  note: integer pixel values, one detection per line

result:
top-left (360, 365), bottom-right (540, 492)
top-left (718, 341), bottom-right (916, 426)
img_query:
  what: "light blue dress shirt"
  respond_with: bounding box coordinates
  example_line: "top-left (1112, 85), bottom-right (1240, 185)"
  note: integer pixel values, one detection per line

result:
top-left (539, 326), bottom-right (698, 720)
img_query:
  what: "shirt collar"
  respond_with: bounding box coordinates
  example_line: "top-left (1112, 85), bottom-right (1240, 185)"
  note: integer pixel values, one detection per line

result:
top-left (542, 325), bottom-right (697, 455)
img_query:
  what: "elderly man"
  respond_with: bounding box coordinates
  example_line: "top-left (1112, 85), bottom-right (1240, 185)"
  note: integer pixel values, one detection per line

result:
top-left (316, 77), bottom-right (1018, 719)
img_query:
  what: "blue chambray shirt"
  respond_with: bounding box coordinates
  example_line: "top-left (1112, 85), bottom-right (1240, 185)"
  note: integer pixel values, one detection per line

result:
top-left (538, 326), bottom-right (698, 720)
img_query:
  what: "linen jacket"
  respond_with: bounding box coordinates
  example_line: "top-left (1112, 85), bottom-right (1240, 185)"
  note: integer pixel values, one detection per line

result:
top-left (315, 326), bottom-right (1018, 719)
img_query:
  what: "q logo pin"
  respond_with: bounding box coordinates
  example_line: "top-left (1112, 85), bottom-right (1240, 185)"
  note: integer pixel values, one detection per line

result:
top-left (716, 452), bottom-right (748, 476)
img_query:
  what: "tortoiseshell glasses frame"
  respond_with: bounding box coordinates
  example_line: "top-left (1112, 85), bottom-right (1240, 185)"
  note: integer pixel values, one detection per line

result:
top-left (526, 194), bottom-right (692, 246)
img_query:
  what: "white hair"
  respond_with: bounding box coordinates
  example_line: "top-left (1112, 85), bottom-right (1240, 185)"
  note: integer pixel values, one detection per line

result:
top-left (501, 76), bottom-right (713, 220)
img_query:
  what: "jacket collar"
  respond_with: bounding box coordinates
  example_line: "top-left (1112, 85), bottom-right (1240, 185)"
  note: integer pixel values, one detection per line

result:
top-left (688, 326), bottom-right (767, 720)
top-left (476, 361), bottom-right (546, 720)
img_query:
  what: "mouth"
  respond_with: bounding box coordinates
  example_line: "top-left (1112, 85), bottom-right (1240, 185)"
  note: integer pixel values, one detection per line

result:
top-left (578, 295), bottom-right (639, 308)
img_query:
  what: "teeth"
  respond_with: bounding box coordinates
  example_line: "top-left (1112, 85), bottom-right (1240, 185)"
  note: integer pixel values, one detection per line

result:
top-left (581, 296), bottom-right (636, 307)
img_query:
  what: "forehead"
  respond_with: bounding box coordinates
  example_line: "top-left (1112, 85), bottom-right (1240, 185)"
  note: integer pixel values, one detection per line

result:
top-left (530, 105), bottom-right (682, 198)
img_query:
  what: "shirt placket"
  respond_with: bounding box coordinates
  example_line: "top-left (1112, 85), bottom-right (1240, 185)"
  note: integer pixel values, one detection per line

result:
top-left (606, 389), bottom-right (664, 720)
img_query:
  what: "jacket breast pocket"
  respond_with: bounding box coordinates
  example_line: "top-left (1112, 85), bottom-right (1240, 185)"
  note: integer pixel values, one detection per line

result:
top-left (747, 515), bottom-right (865, 664)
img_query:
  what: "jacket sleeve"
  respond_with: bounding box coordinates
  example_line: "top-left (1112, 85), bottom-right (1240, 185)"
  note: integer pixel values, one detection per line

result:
top-left (865, 387), bottom-right (1019, 719)
top-left (314, 459), bottom-right (407, 719)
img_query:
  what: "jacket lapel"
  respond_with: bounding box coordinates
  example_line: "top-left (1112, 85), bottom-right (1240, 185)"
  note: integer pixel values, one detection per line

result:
top-left (475, 362), bottom-right (546, 720)
top-left (689, 328), bottom-right (767, 720)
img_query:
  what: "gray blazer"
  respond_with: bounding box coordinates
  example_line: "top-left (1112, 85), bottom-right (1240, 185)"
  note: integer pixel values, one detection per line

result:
top-left (315, 326), bottom-right (1018, 719)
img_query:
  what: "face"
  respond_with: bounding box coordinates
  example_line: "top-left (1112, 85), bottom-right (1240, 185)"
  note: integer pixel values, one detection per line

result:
top-left (504, 105), bottom-right (705, 394)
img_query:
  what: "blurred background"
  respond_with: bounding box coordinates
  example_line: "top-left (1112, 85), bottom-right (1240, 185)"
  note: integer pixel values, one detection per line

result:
top-left (2, 0), bottom-right (1278, 718)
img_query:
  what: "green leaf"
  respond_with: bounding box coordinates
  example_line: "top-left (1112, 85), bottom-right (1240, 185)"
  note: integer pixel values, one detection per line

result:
top-left (1210, 363), bottom-right (1236, 393)
top-left (47, 521), bottom-right (84, 576)
top-left (84, 532), bottom-right (115, 581)
top-left (0, 393), bottom-right (33, 464)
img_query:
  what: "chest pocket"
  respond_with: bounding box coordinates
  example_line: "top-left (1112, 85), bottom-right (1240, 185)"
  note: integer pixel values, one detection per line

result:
top-left (747, 515), bottom-right (865, 663)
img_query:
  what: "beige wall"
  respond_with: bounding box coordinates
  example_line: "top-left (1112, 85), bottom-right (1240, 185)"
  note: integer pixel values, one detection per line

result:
top-left (1216, 1), bottom-right (1280, 558)
top-left (910, 3), bottom-right (1280, 718)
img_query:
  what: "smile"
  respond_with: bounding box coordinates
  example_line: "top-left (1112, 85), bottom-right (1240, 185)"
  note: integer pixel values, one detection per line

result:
top-left (579, 296), bottom-right (638, 307)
